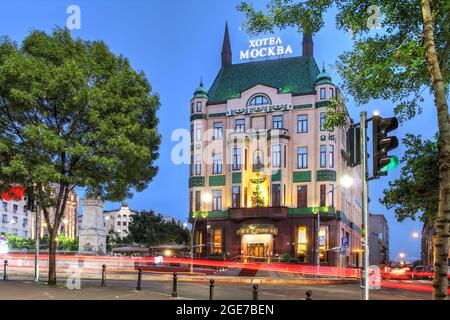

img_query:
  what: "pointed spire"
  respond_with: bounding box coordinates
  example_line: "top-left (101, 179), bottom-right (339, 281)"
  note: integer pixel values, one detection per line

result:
top-left (322, 62), bottom-right (326, 73)
top-left (200, 76), bottom-right (203, 87)
top-left (302, 33), bottom-right (314, 57)
top-left (221, 22), bottom-right (232, 67)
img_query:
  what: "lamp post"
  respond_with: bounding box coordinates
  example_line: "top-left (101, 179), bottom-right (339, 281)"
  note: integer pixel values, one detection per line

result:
top-left (189, 192), bottom-right (212, 274)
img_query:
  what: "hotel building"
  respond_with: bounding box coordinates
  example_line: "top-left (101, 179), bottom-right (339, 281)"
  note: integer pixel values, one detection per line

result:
top-left (189, 24), bottom-right (363, 266)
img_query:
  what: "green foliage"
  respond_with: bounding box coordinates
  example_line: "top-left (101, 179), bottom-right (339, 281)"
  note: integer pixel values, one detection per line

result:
top-left (237, 0), bottom-right (449, 123)
top-left (128, 211), bottom-right (190, 246)
top-left (380, 134), bottom-right (438, 224)
top-left (56, 235), bottom-right (78, 251)
top-left (324, 97), bottom-right (348, 131)
top-left (4, 233), bottom-right (34, 249)
top-left (0, 27), bottom-right (161, 203)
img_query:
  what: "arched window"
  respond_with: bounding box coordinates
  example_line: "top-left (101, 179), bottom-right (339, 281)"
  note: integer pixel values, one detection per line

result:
top-left (117, 214), bottom-right (121, 218)
top-left (247, 94), bottom-right (270, 106)
top-left (253, 150), bottom-right (265, 172)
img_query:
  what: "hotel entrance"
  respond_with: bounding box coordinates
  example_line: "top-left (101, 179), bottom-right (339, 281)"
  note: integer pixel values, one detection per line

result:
top-left (240, 233), bottom-right (274, 262)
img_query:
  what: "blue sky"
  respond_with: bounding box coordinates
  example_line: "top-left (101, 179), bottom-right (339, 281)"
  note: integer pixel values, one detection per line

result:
top-left (0, 0), bottom-right (436, 260)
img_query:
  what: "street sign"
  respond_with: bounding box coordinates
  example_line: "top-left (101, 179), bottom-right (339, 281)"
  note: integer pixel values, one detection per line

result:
top-left (339, 246), bottom-right (346, 255)
top-left (341, 236), bottom-right (349, 248)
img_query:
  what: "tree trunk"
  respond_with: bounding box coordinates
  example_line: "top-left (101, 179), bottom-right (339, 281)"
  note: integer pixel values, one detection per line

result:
top-left (48, 234), bottom-right (58, 285)
top-left (421, 0), bottom-right (450, 300)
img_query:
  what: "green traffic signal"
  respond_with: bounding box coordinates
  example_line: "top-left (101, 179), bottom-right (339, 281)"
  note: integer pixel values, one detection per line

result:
top-left (379, 155), bottom-right (399, 173)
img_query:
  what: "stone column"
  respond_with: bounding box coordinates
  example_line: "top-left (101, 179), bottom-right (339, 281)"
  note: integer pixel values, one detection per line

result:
top-left (78, 198), bottom-right (106, 255)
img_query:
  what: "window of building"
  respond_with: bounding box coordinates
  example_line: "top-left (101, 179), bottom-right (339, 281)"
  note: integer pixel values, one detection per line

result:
top-left (2, 202), bottom-right (7, 211)
top-left (320, 185), bottom-right (326, 207)
top-left (117, 221), bottom-right (121, 226)
top-left (232, 147), bottom-right (241, 171)
top-left (213, 153), bottom-right (222, 174)
top-left (213, 191), bottom-right (222, 211)
top-left (297, 185), bottom-right (307, 208)
top-left (212, 228), bottom-right (222, 254)
top-left (320, 112), bottom-right (326, 131)
top-left (296, 226), bottom-right (308, 262)
top-left (195, 154), bottom-right (201, 175)
top-left (2, 214), bottom-right (7, 223)
top-left (273, 115), bottom-right (283, 129)
top-left (328, 184), bottom-right (334, 207)
top-left (272, 184), bottom-right (281, 206)
top-left (232, 186), bottom-right (241, 208)
top-left (23, 218), bottom-right (28, 227)
top-left (248, 94), bottom-right (270, 106)
top-left (195, 191), bottom-right (201, 211)
top-left (195, 123), bottom-right (202, 141)
top-left (122, 221), bottom-right (127, 226)
top-left (329, 88), bottom-right (334, 99)
top-left (13, 204), bottom-right (18, 213)
top-left (190, 155), bottom-right (194, 176)
top-left (235, 119), bottom-right (245, 132)
top-left (190, 124), bottom-right (194, 143)
top-left (319, 226), bottom-right (329, 262)
top-left (213, 122), bottom-right (223, 140)
top-left (297, 115), bottom-right (308, 133)
top-left (320, 145), bottom-right (326, 168)
top-left (191, 102), bottom-right (194, 113)
top-left (329, 145), bottom-right (334, 168)
top-left (189, 191), bottom-right (193, 212)
top-left (253, 150), bottom-right (264, 172)
top-left (272, 144), bottom-right (281, 168)
top-left (297, 147), bottom-right (308, 169)
top-left (320, 87), bottom-right (326, 100)
top-left (196, 101), bottom-right (202, 112)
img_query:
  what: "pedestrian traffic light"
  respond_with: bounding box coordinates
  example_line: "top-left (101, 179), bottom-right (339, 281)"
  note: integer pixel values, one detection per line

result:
top-left (346, 125), bottom-right (360, 167)
top-left (372, 115), bottom-right (399, 178)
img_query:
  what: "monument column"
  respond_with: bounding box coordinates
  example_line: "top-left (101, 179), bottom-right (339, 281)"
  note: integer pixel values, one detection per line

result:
top-left (78, 198), bottom-right (106, 255)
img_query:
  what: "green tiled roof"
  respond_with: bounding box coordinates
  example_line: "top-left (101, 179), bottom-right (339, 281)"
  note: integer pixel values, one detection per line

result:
top-left (207, 56), bottom-right (320, 105)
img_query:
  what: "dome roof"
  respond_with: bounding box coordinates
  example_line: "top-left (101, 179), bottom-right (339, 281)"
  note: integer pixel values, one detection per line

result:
top-left (193, 79), bottom-right (208, 99)
top-left (315, 64), bottom-right (333, 85)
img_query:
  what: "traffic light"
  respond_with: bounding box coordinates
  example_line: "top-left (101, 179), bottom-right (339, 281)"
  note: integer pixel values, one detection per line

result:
top-left (346, 125), bottom-right (360, 167)
top-left (372, 115), bottom-right (399, 178)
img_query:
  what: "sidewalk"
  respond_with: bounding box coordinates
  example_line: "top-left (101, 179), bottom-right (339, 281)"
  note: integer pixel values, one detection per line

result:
top-left (0, 280), bottom-right (187, 300)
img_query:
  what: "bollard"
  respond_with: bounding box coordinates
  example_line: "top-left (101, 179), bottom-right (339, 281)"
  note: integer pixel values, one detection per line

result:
top-left (3, 260), bottom-right (8, 281)
top-left (136, 267), bottom-right (142, 291)
top-left (209, 279), bottom-right (215, 300)
top-left (171, 272), bottom-right (178, 297)
top-left (252, 284), bottom-right (258, 300)
top-left (305, 289), bottom-right (312, 300)
top-left (101, 264), bottom-right (106, 287)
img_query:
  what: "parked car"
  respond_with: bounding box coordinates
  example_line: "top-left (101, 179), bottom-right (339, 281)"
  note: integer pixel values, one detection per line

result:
top-left (411, 265), bottom-right (434, 280)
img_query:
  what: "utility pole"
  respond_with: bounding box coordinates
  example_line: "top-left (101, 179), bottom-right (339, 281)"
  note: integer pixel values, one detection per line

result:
top-left (360, 111), bottom-right (369, 300)
top-left (33, 184), bottom-right (40, 283)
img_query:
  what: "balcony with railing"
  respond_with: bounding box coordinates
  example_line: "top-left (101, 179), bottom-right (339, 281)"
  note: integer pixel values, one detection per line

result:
top-left (229, 206), bottom-right (288, 221)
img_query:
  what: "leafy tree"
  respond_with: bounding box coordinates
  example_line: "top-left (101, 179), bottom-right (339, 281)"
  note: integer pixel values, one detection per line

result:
top-left (0, 28), bottom-right (161, 285)
top-left (128, 211), bottom-right (190, 246)
top-left (238, 0), bottom-right (449, 300)
top-left (381, 134), bottom-right (438, 224)
top-left (56, 235), bottom-right (78, 252)
top-left (4, 233), bottom-right (34, 250)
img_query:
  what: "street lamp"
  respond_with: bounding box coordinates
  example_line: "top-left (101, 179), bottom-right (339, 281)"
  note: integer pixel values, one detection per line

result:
top-left (190, 192), bottom-right (212, 273)
top-left (412, 232), bottom-right (420, 239)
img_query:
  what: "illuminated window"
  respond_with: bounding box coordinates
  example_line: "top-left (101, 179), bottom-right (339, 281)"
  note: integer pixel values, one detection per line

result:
top-left (232, 186), bottom-right (241, 208)
top-left (296, 226), bottom-right (307, 262)
top-left (195, 230), bottom-right (203, 255)
top-left (253, 150), bottom-right (264, 172)
top-left (328, 184), bottom-right (334, 207)
top-left (213, 191), bottom-right (222, 211)
top-left (212, 229), bottom-right (222, 254)
top-left (195, 191), bottom-right (201, 211)
top-left (297, 115), bottom-right (308, 133)
top-left (248, 95), bottom-right (270, 106)
top-left (319, 226), bottom-right (329, 262)
top-left (272, 184), bottom-right (281, 206)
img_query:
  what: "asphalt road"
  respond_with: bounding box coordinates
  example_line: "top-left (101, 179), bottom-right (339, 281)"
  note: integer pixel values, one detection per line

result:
top-left (80, 278), bottom-right (433, 300)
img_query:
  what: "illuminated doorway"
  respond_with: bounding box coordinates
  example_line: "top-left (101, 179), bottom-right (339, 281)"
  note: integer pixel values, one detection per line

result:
top-left (241, 234), bottom-right (273, 262)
